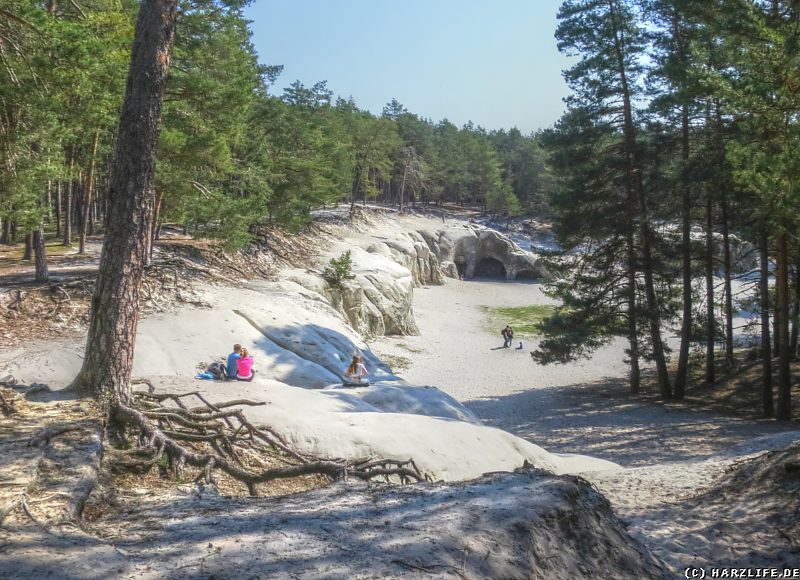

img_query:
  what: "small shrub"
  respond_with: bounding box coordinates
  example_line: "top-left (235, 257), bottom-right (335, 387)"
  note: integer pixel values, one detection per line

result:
top-left (322, 250), bottom-right (356, 286)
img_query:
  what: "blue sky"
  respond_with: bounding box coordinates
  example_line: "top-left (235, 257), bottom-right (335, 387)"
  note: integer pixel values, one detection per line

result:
top-left (243, 0), bottom-right (573, 134)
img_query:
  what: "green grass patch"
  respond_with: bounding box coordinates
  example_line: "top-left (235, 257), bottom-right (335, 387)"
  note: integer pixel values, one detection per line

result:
top-left (481, 304), bottom-right (557, 337)
top-left (377, 353), bottom-right (413, 372)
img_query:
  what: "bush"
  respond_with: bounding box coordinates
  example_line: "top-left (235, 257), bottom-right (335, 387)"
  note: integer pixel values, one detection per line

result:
top-left (322, 250), bottom-right (356, 286)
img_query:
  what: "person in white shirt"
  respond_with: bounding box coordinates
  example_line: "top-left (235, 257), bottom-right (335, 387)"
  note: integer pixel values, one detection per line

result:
top-left (345, 354), bottom-right (369, 385)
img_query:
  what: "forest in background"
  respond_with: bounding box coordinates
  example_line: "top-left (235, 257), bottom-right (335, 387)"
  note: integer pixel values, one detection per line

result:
top-left (0, 0), bottom-right (551, 259)
top-left (2, 0), bottom-right (800, 421)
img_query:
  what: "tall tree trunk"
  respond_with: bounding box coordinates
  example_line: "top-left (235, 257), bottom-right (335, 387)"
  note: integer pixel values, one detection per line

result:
top-left (399, 166), bottom-right (407, 214)
top-left (0, 219), bottom-right (10, 245)
top-left (675, 101), bottom-right (692, 399)
top-left (63, 152), bottom-right (74, 247)
top-left (23, 233), bottom-right (33, 260)
top-left (79, 130), bottom-right (101, 254)
top-left (609, 0), bottom-right (670, 397)
top-left (33, 228), bottom-right (48, 283)
top-left (775, 230), bottom-right (792, 420)
top-left (55, 181), bottom-right (62, 238)
top-left (89, 198), bottom-right (96, 235)
top-left (705, 197), bottom-right (716, 385)
top-left (760, 225), bottom-right (774, 417)
top-left (626, 232), bottom-right (641, 394)
top-left (790, 256), bottom-right (799, 359)
top-left (70, 0), bottom-right (179, 406)
top-left (350, 167), bottom-right (361, 213)
top-left (721, 197), bottom-right (734, 364)
top-left (46, 180), bottom-right (54, 224)
top-left (774, 282), bottom-right (782, 356)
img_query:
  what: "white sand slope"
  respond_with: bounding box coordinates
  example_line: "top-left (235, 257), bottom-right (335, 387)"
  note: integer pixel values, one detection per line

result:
top-left (1, 271), bottom-right (618, 482)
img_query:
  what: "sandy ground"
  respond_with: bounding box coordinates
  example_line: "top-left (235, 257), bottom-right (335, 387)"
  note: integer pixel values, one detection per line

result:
top-left (2, 211), bottom-right (799, 576)
top-left (373, 277), bottom-right (800, 572)
top-left (373, 279), bottom-right (795, 465)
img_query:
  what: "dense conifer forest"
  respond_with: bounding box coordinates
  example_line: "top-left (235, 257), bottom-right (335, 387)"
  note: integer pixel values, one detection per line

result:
top-left (2, 0), bottom-right (800, 419)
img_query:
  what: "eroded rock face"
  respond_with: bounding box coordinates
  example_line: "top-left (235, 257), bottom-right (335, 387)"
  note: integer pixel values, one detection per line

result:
top-left (301, 221), bottom-right (543, 339)
top-left (317, 231), bottom-right (452, 338)
top-left (366, 233), bottom-right (444, 288)
top-left (434, 224), bottom-right (546, 280)
top-left (322, 247), bottom-right (419, 338)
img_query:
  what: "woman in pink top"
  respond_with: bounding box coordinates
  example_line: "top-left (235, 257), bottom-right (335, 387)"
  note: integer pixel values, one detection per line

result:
top-left (236, 347), bottom-right (254, 381)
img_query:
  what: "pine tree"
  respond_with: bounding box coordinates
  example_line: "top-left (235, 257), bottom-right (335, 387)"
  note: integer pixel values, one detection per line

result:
top-left (70, 0), bottom-right (178, 404)
top-left (536, 0), bottom-right (673, 396)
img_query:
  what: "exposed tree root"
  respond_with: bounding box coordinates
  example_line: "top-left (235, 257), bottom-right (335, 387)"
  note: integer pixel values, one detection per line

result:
top-left (0, 389), bottom-right (13, 416)
top-left (28, 423), bottom-right (86, 447)
top-left (110, 387), bottom-right (428, 495)
top-left (0, 406), bottom-right (102, 533)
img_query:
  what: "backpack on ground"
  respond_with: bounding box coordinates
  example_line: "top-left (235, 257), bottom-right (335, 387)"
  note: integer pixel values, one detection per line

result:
top-left (207, 361), bottom-right (227, 380)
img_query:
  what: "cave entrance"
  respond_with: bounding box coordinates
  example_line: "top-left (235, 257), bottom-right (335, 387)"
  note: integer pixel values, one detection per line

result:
top-left (474, 257), bottom-right (507, 279)
top-left (454, 259), bottom-right (467, 278)
top-left (515, 270), bottom-right (537, 281)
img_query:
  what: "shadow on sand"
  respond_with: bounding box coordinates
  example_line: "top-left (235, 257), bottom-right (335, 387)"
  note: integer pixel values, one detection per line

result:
top-left (464, 378), bottom-right (798, 467)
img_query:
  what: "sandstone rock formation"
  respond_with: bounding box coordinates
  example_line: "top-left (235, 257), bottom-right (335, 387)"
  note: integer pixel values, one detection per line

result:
top-left (433, 224), bottom-right (546, 280)
top-left (289, 218), bottom-right (544, 339)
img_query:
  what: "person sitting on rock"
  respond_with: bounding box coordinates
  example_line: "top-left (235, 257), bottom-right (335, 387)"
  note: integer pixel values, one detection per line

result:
top-left (226, 343), bottom-right (242, 380)
top-left (236, 347), bottom-right (255, 381)
top-left (344, 354), bottom-right (369, 385)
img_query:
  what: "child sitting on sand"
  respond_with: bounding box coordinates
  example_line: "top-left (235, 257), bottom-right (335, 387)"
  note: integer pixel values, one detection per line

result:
top-left (236, 347), bottom-right (255, 381)
top-left (344, 354), bottom-right (369, 385)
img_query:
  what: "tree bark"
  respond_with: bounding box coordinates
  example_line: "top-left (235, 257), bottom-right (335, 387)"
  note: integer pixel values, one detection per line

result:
top-left (70, 0), bottom-right (179, 406)
top-left (23, 233), bottom-right (33, 261)
top-left (399, 165), bottom-right (407, 215)
top-left (79, 130), bottom-right (101, 254)
top-left (705, 197), bottom-right (716, 385)
top-left (776, 230), bottom-right (791, 420)
top-left (790, 256), bottom-right (799, 358)
top-left (46, 180), bottom-right (54, 224)
top-left (674, 100), bottom-right (692, 399)
top-left (760, 225), bottom-right (773, 417)
top-left (0, 219), bottom-right (10, 245)
top-left (55, 181), bottom-right (62, 238)
top-left (721, 197), bottom-right (734, 365)
top-left (33, 228), bottom-right (48, 283)
top-left (626, 231), bottom-right (641, 394)
top-left (63, 152), bottom-right (74, 247)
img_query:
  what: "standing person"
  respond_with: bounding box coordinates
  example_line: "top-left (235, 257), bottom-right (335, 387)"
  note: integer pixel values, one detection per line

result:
top-left (226, 343), bottom-right (242, 379)
top-left (502, 325), bottom-right (513, 348)
top-left (507, 326), bottom-right (514, 348)
top-left (236, 347), bottom-right (254, 381)
top-left (345, 354), bottom-right (369, 385)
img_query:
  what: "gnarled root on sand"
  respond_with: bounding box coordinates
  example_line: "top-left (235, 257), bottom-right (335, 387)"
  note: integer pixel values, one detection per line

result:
top-left (109, 386), bottom-right (428, 496)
